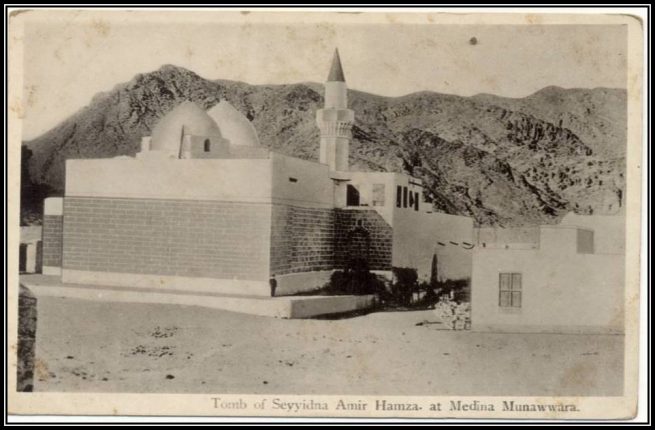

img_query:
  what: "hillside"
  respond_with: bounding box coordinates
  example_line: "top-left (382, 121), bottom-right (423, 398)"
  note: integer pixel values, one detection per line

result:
top-left (22, 65), bottom-right (626, 226)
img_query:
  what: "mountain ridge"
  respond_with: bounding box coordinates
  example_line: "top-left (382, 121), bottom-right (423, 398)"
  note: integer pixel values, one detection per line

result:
top-left (22, 64), bottom-right (626, 227)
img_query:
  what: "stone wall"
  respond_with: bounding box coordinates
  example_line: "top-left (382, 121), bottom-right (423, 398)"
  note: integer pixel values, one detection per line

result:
top-left (269, 206), bottom-right (393, 276)
top-left (42, 215), bottom-right (63, 268)
top-left (62, 197), bottom-right (271, 281)
top-left (270, 205), bottom-right (335, 275)
top-left (62, 198), bottom-right (394, 283)
top-left (335, 209), bottom-right (393, 271)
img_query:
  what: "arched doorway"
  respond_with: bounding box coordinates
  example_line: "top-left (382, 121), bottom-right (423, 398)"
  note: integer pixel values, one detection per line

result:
top-left (345, 224), bottom-right (370, 271)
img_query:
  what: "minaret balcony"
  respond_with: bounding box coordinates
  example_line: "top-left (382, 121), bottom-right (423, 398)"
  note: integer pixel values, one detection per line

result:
top-left (316, 108), bottom-right (354, 123)
top-left (318, 121), bottom-right (353, 137)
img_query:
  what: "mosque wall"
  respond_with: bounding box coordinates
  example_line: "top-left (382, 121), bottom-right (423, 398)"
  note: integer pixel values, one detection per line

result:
top-left (42, 197), bottom-right (64, 275)
top-left (334, 208), bottom-right (393, 271)
top-left (392, 209), bottom-right (474, 282)
top-left (66, 158), bottom-right (274, 202)
top-left (270, 153), bottom-right (334, 207)
top-left (269, 206), bottom-right (394, 279)
top-left (42, 216), bottom-right (63, 269)
top-left (61, 197), bottom-right (272, 286)
top-left (269, 205), bottom-right (336, 276)
top-left (268, 205), bottom-right (393, 295)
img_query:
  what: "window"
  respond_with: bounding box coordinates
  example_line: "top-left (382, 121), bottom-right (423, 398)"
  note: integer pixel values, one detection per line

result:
top-left (576, 229), bottom-right (594, 254)
top-left (19, 244), bottom-right (27, 272)
top-left (414, 191), bottom-right (420, 211)
top-left (403, 187), bottom-right (408, 208)
top-left (346, 184), bottom-right (360, 206)
top-left (204, 139), bottom-right (211, 152)
top-left (408, 191), bottom-right (414, 208)
top-left (372, 184), bottom-right (385, 207)
top-left (499, 273), bottom-right (522, 308)
top-left (396, 186), bottom-right (402, 208)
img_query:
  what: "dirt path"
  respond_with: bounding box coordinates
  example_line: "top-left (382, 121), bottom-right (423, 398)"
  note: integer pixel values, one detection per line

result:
top-left (33, 296), bottom-right (623, 396)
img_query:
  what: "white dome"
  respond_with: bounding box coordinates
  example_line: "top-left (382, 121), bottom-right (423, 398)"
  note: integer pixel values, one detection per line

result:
top-left (150, 102), bottom-right (223, 156)
top-left (206, 101), bottom-right (260, 147)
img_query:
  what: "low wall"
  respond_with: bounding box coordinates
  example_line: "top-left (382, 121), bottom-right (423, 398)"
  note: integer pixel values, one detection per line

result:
top-left (22, 276), bottom-right (376, 319)
top-left (274, 271), bottom-right (334, 296)
top-left (62, 270), bottom-right (271, 297)
top-left (286, 295), bottom-right (376, 318)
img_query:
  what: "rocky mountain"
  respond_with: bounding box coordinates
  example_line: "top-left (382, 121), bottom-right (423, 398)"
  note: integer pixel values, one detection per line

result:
top-left (472, 86), bottom-right (627, 159)
top-left (22, 65), bottom-right (626, 226)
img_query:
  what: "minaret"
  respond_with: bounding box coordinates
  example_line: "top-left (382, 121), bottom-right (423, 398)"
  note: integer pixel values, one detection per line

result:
top-left (316, 48), bottom-right (354, 172)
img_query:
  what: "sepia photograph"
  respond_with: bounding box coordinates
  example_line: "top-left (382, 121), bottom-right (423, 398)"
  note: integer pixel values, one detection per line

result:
top-left (6, 7), bottom-right (646, 422)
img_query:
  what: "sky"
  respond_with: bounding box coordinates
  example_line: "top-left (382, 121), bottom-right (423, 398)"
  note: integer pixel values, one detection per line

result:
top-left (19, 10), bottom-right (628, 140)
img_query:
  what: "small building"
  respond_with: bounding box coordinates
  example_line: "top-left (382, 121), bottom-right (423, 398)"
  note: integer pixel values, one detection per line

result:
top-left (19, 225), bottom-right (43, 274)
top-left (471, 214), bottom-right (625, 334)
top-left (41, 49), bottom-right (473, 297)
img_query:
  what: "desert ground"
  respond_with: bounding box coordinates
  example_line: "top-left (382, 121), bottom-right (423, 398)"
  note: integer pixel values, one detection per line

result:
top-left (32, 296), bottom-right (623, 396)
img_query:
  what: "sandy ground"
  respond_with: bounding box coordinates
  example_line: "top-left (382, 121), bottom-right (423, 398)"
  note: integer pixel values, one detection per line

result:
top-left (32, 296), bottom-right (624, 396)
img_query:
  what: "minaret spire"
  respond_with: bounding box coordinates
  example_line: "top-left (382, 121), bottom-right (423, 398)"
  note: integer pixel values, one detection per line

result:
top-left (316, 48), bottom-right (354, 171)
top-left (327, 48), bottom-right (346, 82)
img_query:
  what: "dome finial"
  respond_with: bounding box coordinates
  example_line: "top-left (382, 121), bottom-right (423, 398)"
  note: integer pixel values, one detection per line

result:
top-left (327, 48), bottom-right (346, 82)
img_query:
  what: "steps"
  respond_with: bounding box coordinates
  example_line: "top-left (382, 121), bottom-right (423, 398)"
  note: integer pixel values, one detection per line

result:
top-left (19, 275), bottom-right (376, 319)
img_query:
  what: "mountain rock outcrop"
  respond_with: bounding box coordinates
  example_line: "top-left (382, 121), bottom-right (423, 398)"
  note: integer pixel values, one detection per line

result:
top-left (23, 65), bottom-right (626, 226)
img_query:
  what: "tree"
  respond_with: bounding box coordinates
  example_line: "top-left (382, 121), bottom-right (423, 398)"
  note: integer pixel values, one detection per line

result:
top-left (20, 145), bottom-right (57, 225)
top-left (430, 253), bottom-right (439, 288)
top-left (391, 267), bottom-right (418, 306)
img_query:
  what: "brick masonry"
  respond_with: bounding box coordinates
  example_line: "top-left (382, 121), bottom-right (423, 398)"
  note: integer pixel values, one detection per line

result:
top-left (42, 215), bottom-right (63, 268)
top-left (270, 205), bottom-right (335, 275)
top-left (334, 209), bottom-right (393, 271)
top-left (270, 205), bottom-right (393, 276)
top-left (62, 197), bottom-right (271, 280)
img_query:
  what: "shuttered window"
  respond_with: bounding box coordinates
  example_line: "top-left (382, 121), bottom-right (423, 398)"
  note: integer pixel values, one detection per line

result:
top-left (499, 273), bottom-right (522, 308)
